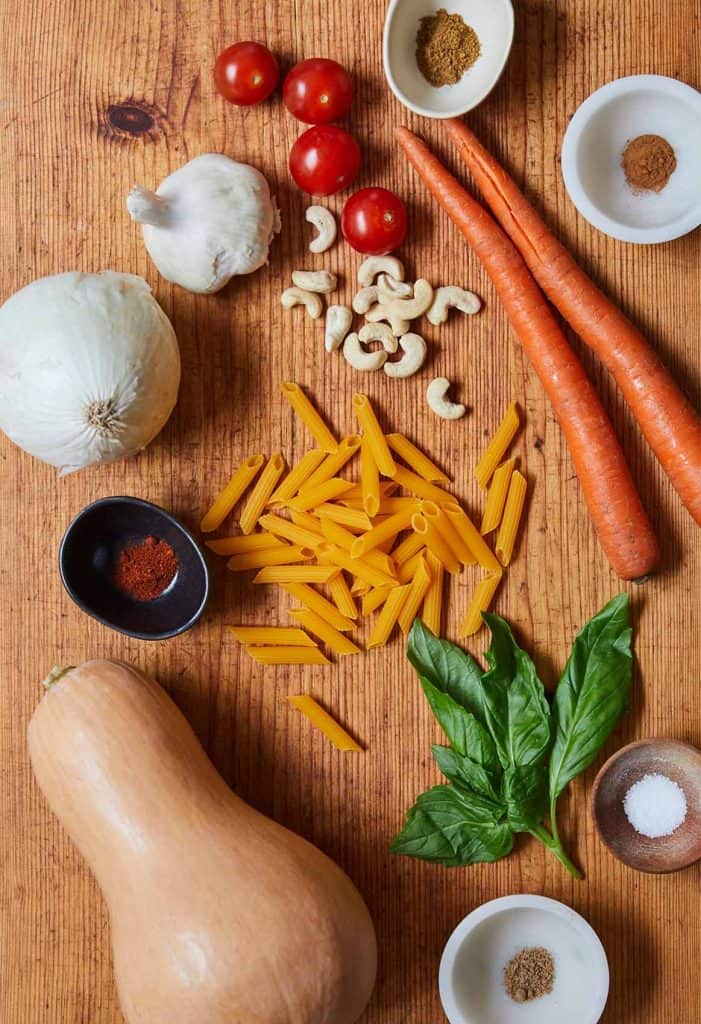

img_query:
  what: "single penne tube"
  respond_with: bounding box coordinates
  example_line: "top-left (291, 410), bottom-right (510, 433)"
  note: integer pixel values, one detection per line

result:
top-left (318, 519), bottom-right (398, 578)
top-left (227, 626), bottom-right (317, 647)
top-left (239, 453), bottom-right (286, 535)
top-left (352, 393), bottom-right (397, 477)
top-left (200, 454), bottom-right (265, 532)
top-left (442, 502), bottom-right (502, 573)
top-left (475, 402), bottom-right (520, 489)
top-left (252, 565), bottom-right (339, 584)
top-left (422, 551), bottom-right (445, 635)
top-left (302, 435), bottom-right (362, 490)
top-left (280, 583), bottom-right (355, 632)
top-left (287, 695), bottom-right (362, 751)
top-left (317, 543), bottom-right (398, 590)
top-left (388, 464), bottom-right (452, 504)
top-left (495, 470), bottom-right (528, 566)
top-left (410, 513), bottom-right (461, 574)
top-left (398, 554), bottom-right (432, 634)
top-left (361, 585), bottom-right (394, 616)
top-left (226, 545), bottom-right (313, 572)
top-left (328, 574), bottom-right (359, 620)
top-left (376, 497), bottom-right (422, 515)
top-left (316, 503), bottom-right (372, 532)
top-left (350, 509), bottom-right (414, 558)
top-left (339, 480), bottom-right (398, 504)
top-left (385, 432), bottom-right (450, 483)
top-left (267, 449), bottom-right (326, 505)
top-left (420, 499), bottom-right (475, 565)
top-left (391, 531), bottom-right (425, 566)
top-left (360, 438), bottom-right (381, 518)
top-left (459, 572), bottom-right (503, 637)
top-left (246, 646), bottom-right (330, 666)
top-left (367, 584), bottom-right (411, 648)
top-left (205, 532), bottom-right (286, 556)
top-left (288, 608), bottom-right (361, 656)
top-left (258, 513), bottom-right (323, 550)
top-left (280, 382), bottom-right (337, 452)
top-left (481, 457), bottom-right (517, 534)
top-left (289, 477), bottom-right (354, 512)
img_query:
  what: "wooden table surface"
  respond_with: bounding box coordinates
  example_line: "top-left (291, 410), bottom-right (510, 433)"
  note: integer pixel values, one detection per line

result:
top-left (1, 1), bottom-right (699, 1021)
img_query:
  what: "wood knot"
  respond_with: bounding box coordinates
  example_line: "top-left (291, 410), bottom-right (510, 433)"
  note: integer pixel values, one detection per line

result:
top-left (100, 100), bottom-right (164, 142)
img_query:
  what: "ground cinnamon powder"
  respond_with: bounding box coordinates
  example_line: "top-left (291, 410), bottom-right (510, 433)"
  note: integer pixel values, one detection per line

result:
top-left (504, 946), bottom-right (555, 1003)
top-left (416, 8), bottom-right (481, 87)
top-left (113, 536), bottom-right (178, 601)
top-left (621, 134), bottom-right (677, 193)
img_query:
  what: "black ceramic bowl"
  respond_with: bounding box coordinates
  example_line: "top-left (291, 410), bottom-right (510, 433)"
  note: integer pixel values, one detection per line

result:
top-left (59, 496), bottom-right (209, 640)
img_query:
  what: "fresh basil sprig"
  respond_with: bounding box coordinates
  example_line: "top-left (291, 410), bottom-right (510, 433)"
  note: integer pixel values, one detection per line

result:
top-left (391, 595), bottom-right (633, 878)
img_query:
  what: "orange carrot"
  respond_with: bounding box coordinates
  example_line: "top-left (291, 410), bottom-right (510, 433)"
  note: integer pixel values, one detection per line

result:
top-left (444, 118), bottom-right (701, 527)
top-left (396, 125), bottom-right (659, 582)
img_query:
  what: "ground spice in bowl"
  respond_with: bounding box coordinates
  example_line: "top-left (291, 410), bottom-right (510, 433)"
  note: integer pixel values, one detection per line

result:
top-left (416, 8), bottom-right (481, 87)
top-left (621, 134), bottom-right (677, 193)
top-left (504, 946), bottom-right (555, 1003)
top-left (113, 536), bottom-right (178, 601)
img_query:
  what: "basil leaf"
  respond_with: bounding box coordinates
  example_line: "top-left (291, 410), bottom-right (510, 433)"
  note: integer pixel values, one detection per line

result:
top-left (390, 784), bottom-right (513, 865)
top-left (481, 614), bottom-right (552, 770)
top-left (432, 745), bottom-right (503, 803)
top-left (420, 678), bottom-right (500, 767)
top-left (502, 764), bottom-right (549, 832)
top-left (407, 619), bottom-right (486, 725)
top-left (549, 594), bottom-right (632, 800)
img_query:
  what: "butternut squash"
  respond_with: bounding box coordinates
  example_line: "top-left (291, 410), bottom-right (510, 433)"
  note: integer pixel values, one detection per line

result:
top-left (28, 660), bottom-right (377, 1024)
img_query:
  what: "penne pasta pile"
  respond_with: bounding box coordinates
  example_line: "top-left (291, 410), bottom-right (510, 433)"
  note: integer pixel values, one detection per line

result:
top-left (201, 383), bottom-right (527, 666)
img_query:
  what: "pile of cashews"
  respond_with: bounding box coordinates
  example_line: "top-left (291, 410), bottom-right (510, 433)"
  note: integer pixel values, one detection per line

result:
top-left (280, 206), bottom-right (481, 420)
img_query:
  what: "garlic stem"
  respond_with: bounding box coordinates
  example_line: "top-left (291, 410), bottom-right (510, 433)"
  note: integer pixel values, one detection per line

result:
top-left (127, 185), bottom-right (171, 228)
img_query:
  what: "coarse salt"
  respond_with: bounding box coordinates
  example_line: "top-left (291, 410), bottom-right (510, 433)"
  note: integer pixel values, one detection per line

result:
top-left (622, 772), bottom-right (687, 838)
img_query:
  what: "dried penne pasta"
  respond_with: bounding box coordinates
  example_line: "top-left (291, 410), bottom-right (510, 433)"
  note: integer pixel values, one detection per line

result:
top-left (281, 382), bottom-right (337, 453)
top-left (226, 545), bottom-right (313, 572)
top-left (200, 454), bottom-right (265, 532)
top-left (316, 503), bottom-right (372, 531)
top-left (288, 608), bottom-right (360, 656)
top-left (205, 532), bottom-right (286, 556)
top-left (360, 438), bottom-right (381, 518)
top-left (252, 565), bottom-right (339, 584)
top-left (227, 626), bottom-right (317, 647)
top-left (351, 576), bottom-right (371, 595)
top-left (481, 457), bottom-right (516, 534)
top-left (391, 531), bottom-right (425, 566)
top-left (287, 695), bottom-right (362, 751)
top-left (367, 584), bottom-right (411, 648)
top-left (411, 513), bottom-right (461, 575)
top-left (289, 477), bottom-right (354, 512)
top-left (352, 393), bottom-right (396, 477)
top-left (442, 503), bottom-right (502, 573)
top-left (317, 543), bottom-right (398, 590)
top-left (475, 402), bottom-right (520, 489)
top-left (420, 499), bottom-right (474, 565)
top-left (258, 513), bottom-right (323, 550)
top-left (459, 572), bottom-right (503, 637)
top-left (495, 470), bottom-right (528, 566)
top-left (386, 432), bottom-right (450, 483)
top-left (389, 464), bottom-right (450, 503)
top-left (376, 497), bottom-right (422, 515)
top-left (246, 646), bottom-right (330, 666)
top-left (422, 551), bottom-right (444, 635)
top-left (350, 508), bottom-right (414, 558)
top-left (339, 480), bottom-right (398, 504)
top-left (280, 583), bottom-right (355, 632)
top-left (396, 550), bottom-right (424, 584)
top-left (268, 449), bottom-right (326, 505)
top-left (239, 453), bottom-right (286, 534)
top-left (303, 435), bottom-right (362, 490)
top-left (398, 554), bottom-right (432, 634)
top-left (289, 509), bottom-right (324, 536)
top-left (361, 585), bottom-right (393, 616)
top-left (318, 519), bottom-right (397, 578)
top-left (328, 574), bottom-right (359, 619)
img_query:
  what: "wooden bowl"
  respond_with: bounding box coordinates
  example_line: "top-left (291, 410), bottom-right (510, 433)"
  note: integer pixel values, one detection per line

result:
top-left (591, 738), bottom-right (701, 873)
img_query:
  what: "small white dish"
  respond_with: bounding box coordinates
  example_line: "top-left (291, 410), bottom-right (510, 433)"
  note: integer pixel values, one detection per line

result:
top-left (439, 895), bottom-right (609, 1024)
top-left (561, 75), bottom-right (701, 243)
top-left (383, 0), bottom-right (514, 119)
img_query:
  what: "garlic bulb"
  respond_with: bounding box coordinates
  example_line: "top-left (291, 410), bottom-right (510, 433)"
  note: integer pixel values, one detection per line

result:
top-left (0, 271), bottom-right (180, 474)
top-left (127, 154), bottom-right (280, 294)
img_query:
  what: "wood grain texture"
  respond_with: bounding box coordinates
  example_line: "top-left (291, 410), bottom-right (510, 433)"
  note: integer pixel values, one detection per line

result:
top-left (0, 1), bottom-right (699, 1021)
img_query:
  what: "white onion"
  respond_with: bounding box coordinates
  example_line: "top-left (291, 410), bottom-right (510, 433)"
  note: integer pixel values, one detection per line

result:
top-left (0, 271), bottom-right (180, 474)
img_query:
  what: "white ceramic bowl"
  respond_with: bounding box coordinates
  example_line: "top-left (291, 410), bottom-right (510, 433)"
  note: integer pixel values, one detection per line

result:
top-left (439, 895), bottom-right (610, 1024)
top-left (561, 75), bottom-right (701, 243)
top-left (383, 0), bottom-right (514, 118)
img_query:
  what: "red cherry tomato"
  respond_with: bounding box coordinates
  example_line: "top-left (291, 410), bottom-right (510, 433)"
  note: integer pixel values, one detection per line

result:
top-left (283, 58), bottom-right (354, 124)
top-left (214, 42), bottom-right (279, 106)
top-left (341, 188), bottom-right (408, 255)
top-left (289, 125), bottom-right (361, 196)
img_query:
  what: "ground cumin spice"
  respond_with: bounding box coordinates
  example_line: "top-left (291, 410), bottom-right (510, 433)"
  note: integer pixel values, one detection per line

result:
top-left (621, 134), bottom-right (677, 193)
top-left (504, 946), bottom-right (555, 1003)
top-left (113, 536), bottom-right (178, 601)
top-left (416, 8), bottom-right (481, 87)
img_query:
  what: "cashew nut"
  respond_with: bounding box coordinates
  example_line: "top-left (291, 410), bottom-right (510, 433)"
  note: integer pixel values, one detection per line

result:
top-left (291, 269), bottom-right (338, 293)
top-left (377, 273), bottom-right (413, 303)
top-left (364, 304), bottom-right (410, 337)
top-left (358, 322), bottom-right (398, 354)
top-left (426, 377), bottom-right (466, 420)
top-left (384, 333), bottom-right (427, 379)
top-left (427, 285), bottom-right (481, 326)
top-left (325, 305), bottom-right (353, 352)
top-left (357, 256), bottom-right (405, 287)
top-left (352, 285), bottom-right (380, 314)
top-left (305, 206), bottom-right (337, 254)
top-left (383, 278), bottom-right (434, 320)
top-left (281, 287), bottom-right (323, 319)
top-left (343, 333), bottom-right (387, 372)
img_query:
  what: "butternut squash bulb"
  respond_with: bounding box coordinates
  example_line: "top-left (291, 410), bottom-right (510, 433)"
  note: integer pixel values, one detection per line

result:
top-left (28, 660), bottom-right (377, 1024)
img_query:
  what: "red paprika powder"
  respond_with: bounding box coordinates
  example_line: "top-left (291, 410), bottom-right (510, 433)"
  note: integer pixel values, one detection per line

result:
top-left (113, 536), bottom-right (178, 601)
